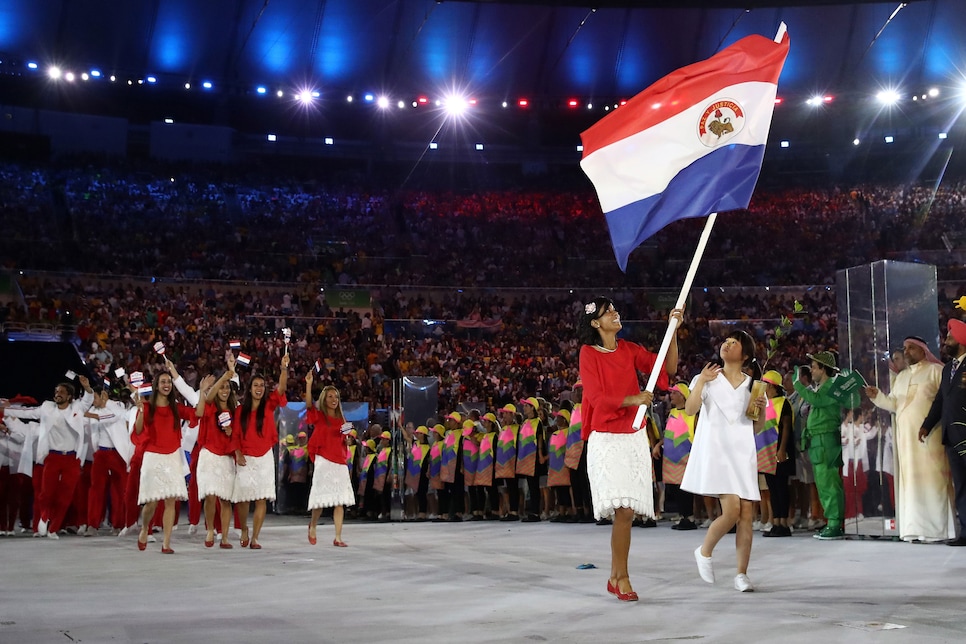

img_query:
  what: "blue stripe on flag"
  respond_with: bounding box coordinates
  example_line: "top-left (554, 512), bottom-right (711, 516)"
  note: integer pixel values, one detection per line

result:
top-left (604, 143), bottom-right (765, 271)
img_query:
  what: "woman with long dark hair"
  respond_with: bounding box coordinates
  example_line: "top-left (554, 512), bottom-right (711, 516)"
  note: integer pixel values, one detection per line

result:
top-left (133, 372), bottom-right (194, 553)
top-left (231, 354), bottom-right (289, 549)
top-left (195, 359), bottom-right (238, 549)
top-left (304, 372), bottom-right (355, 547)
top-left (578, 296), bottom-right (682, 601)
top-left (682, 330), bottom-right (767, 592)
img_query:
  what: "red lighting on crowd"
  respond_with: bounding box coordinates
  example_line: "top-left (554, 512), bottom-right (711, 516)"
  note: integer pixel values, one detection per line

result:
top-left (468, 98), bottom-right (477, 106)
top-left (567, 99), bottom-right (579, 108)
top-left (823, 95), bottom-right (834, 103)
top-left (619, 100), bottom-right (628, 106)
top-left (774, 97), bottom-right (783, 105)
top-left (518, 98), bottom-right (529, 107)
top-left (417, 96), bottom-right (429, 105)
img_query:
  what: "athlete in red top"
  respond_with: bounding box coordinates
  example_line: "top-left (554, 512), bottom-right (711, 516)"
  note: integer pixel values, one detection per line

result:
top-left (195, 364), bottom-right (238, 549)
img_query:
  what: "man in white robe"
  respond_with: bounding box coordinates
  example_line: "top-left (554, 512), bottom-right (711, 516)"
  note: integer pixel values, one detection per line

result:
top-left (865, 336), bottom-right (954, 542)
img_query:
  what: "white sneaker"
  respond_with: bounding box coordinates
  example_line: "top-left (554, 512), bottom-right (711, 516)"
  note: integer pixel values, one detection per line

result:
top-left (118, 527), bottom-right (129, 537)
top-left (752, 520), bottom-right (762, 531)
top-left (188, 524), bottom-right (198, 536)
top-left (83, 526), bottom-right (97, 537)
top-left (694, 547), bottom-right (715, 584)
top-left (700, 518), bottom-right (713, 529)
top-left (147, 535), bottom-right (157, 543)
top-left (47, 531), bottom-right (60, 540)
top-left (734, 574), bottom-right (755, 592)
top-left (37, 519), bottom-right (48, 537)
top-left (760, 522), bottom-right (773, 533)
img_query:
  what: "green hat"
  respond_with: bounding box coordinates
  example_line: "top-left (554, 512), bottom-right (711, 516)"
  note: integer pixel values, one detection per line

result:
top-left (807, 351), bottom-right (839, 372)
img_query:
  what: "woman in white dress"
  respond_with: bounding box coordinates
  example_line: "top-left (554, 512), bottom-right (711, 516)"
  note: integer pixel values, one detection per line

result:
top-left (682, 330), bottom-right (767, 592)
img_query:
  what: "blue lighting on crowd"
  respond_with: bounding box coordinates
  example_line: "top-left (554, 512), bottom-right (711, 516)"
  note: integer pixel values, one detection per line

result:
top-left (27, 61), bottom-right (38, 69)
top-left (256, 85), bottom-right (267, 94)
top-left (202, 80), bottom-right (213, 90)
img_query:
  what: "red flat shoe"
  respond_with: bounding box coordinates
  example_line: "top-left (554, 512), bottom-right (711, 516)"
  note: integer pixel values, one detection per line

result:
top-left (240, 537), bottom-right (249, 548)
top-left (219, 542), bottom-right (233, 549)
top-left (333, 539), bottom-right (348, 547)
top-left (606, 580), bottom-right (618, 595)
top-left (615, 589), bottom-right (638, 602)
top-left (161, 547), bottom-right (175, 554)
top-left (249, 541), bottom-right (262, 550)
top-left (205, 538), bottom-right (215, 548)
top-left (137, 538), bottom-right (147, 551)
top-left (308, 530), bottom-right (317, 546)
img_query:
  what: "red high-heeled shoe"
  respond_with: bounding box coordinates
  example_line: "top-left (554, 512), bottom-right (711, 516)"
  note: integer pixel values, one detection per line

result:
top-left (308, 529), bottom-right (317, 546)
top-left (137, 537), bottom-right (147, 551)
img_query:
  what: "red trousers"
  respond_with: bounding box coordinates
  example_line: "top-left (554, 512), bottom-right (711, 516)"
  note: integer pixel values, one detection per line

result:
top-left (187, 444), bottom-right (202, 525)
top-left (31, 464), bottom-right (44, 531)
top-left (66, 460), bottom-right (92, 528)
top-left (87, 448), bottom-right (128, 530)
top-left (0, 465), bottom-right (20, 531)
top-left (125, 449), bottom-right (144, 529)
top-left (40, 452), bottom-right (82, 533)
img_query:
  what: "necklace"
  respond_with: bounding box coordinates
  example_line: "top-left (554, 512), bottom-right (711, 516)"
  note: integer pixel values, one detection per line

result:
top-left (594, 343), bottom-right (617, 353)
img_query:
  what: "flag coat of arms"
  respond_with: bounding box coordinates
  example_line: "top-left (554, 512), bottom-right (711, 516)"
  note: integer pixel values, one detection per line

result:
top-left (580, 30), bottom-right (790, 270)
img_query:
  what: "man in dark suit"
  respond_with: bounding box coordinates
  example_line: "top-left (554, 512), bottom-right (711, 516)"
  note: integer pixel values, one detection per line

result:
top-left (920, 318), bottom-right (966, 546)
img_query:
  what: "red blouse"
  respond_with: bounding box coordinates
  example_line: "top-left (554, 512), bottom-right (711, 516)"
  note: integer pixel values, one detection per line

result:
top-left (198, 404), bottom-right (237, 456)
top-left (138, 403), bottom-right (195, 455)
top-left (305, 407), bottom-right (349, 465)
top-left (578, 341), bottom-right (669, 440)
top-left (231, 390), bottom-right (286, 457)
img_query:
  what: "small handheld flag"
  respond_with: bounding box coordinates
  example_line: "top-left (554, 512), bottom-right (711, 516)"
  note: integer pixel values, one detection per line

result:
top-left (340, 422), bottom-right (354, 435)
top-left (229, 340), bottom-right (241, 350)
top-left (114, 367), bottom-right (126, 378)
top-left (65, 370), bottom-right (77, 380)
top-left (103, 377), bottom-right (111, 389)
top-left (236, 353), bottom-right (252, 367)
top-left (129, 371), bottom-right (144, 387)
top-left (153, 342), bottom-right (166, 355)
top-left (314, 359), bottom-right (322, 373)
top-left (218, 411), bottom-right (232, 428)
top-left (137, 384), bottom-right (153, 397)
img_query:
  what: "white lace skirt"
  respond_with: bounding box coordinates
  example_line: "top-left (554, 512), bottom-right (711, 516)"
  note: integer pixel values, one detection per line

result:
top-left (308, 456), bottom-right (356, 509)
top-left (231, 452), bottom-right (277, 503)
top-left (139, 450), bottom-right (189, 504)
top-left (196, 448), bottom-right (236, 500)
top-left (587, 430), bottom-right (654, 520)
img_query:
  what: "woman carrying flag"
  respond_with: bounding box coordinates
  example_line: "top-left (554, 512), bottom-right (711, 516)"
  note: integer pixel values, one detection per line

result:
top-left (578, 297), bottom-right (682, 601)
top-left (303, 372), bottom-right (354, 547)
top-left (231, 353), bottom-right (289, 549)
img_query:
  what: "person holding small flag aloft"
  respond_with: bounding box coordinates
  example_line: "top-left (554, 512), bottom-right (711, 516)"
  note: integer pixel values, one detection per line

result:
top-left (194, 359), bottom-right (238, 549)
top-left (231, 352), bottom-right (289, 549)
top-left (303, 372), bottom-right (354, 547)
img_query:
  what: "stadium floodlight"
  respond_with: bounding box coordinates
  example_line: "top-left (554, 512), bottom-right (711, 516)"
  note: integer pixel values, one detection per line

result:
top-left (27, 61), bottom-right (39, 70)
top-left (48, 66), bottom-right (62, 80)
top-left (256, 86), bottom-right (267, 94)
top-left (780, 140), bottom-right (790, 148)
top-left (267, 134), bottom-right (277, 142)
top-left (64, 72), bottom-right (75, 82)
top-left (429, 142), bottom-right (438, 150)
top-left (90, 69), bottom-right (101, 78)
top-left (884, 135), bottom-right (895, 143)
top-left (364, 93), bottom-right (375, 103)
top-left (376, 96), bottom-right (390, 109)
top-left (853, 138), bottom-right (860, 146)
top-left (202, 81), bottom-right (213, 90)
top-left (806, 95), bottom-right (822, 106)
top-left (146, 76), bottom-right (157, 84)
top-left (346, 95), bottom-right (353, 102)
top-left (442, 94), bottom-right (469, 118)
top-left (939, 132), bottom-right (948, 140)
top-left (928, 87), bottom-right (939, 98)
top-left (81, 73), bottom-right (89, 81)
top-left (475, 143), bottom-right (484, 151)
top-left (184, 82), bottom-right (190, 89)
top-left (397, 100), bottom-right (405, 109)
top-left (876, 89), bottom-right (901, 105)
top-left (324, 138), bottom-right (333, 145)
top-left (297, 90), bottom-right (313, 104)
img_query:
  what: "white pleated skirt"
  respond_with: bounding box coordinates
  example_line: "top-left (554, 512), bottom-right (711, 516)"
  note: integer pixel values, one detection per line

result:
top-left (139, 450), bottom-right (189, 504)
top-left (307, 456), bottom-right (356, 509)
top-left (231, 452), bottom-right (277, 503)
top-left (587, 429), bottom-right (654, 521)
top-left (196, 448), bottom-right (236, 500)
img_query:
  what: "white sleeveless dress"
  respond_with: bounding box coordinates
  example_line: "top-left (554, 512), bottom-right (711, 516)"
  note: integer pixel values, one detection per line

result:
top-left (681, 373), bottom-right (760, 501)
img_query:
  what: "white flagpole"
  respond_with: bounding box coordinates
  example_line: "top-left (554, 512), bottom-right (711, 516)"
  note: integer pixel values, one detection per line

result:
top-left (632, 212), bottom-right (718, 429)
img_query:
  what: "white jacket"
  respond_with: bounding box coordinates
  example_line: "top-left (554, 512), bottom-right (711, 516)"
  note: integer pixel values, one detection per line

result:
top-left (4, 391), bottom-right (95, 463)
top-left (88, 400), bottom-right (135, 466)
